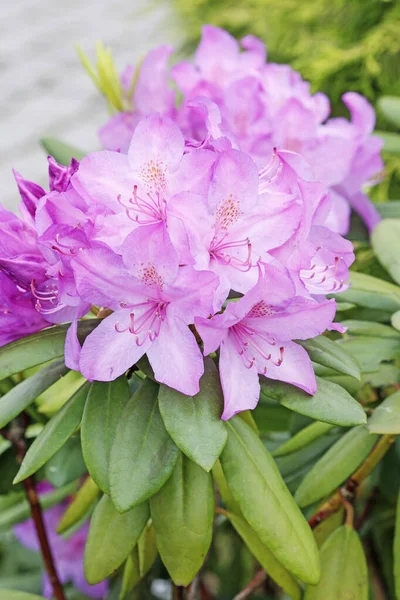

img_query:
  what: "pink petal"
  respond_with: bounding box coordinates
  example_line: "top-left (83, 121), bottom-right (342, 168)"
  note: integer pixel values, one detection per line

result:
top-left (79, 311), bottom-right (151, 381)
top-left (219, 336), bottom-right (260, 420)
top-left (147, 317), bottom-right (204, 396)
top-left (263, 341), bottom-right (316, 394)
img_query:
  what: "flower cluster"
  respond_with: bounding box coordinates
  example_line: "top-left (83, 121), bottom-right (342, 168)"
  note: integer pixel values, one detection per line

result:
top-left (13, 482), bottom-right (107, 598)
top-left (100, 25), bottom-right (384, 235)
top-left (1, 102), bottom-right (354, 418)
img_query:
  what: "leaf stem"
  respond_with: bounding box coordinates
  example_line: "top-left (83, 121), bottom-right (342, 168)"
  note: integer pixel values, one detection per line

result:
top-left (1, 418), bottom-right (66, 600)
top-left (172, 584), bottom-right (185, 600)
top-left (309, 434), bottom-right (396, 528)
top-left (232, 569), bottom-right (267, 600)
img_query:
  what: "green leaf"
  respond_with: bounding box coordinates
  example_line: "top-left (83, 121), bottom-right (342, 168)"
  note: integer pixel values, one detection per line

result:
top-left (44, 435), bottom-right (86, 488)
top-left (260, 376), bottom-right (366, 426)
top-left (392, 311), bottom-right (400, 332)
top-left (0, 481), bottom-right (77, 529)
top-left (120, 522), bottom-right (158, 599)
top-left (220, 417), bottom-right (320, 584)
top-left (340, 320), bottom-right (400, 338)
top-left (110, 379), bottom-right (179, 512)
top-left (40, 137), bottom-right (86, 165)
top-left (372, 219), bottom-right (400, 285)
top-left (394, 492), bottom-right (400, 600)
top-left (213, 462), bottom-right (301, 600)
top-left (0, 592), bottom-right (46, 600)
top-left (0, 359), bottom-right (69, 429)
top-left (158, 358), bottom-right (227, 472)
top-left (304, 525), bottom-right (368, 599)
top-left (14, 383), bottom-right (90, 483)
top-left (81, 377), bottom-right (130, 494)
top-left (273, 422), bottom-right (335, 457)
top-left (84, 494), bottom-right (149, 584)
top-left (57, 476), bottom-right (100, 534)
top-left (295, 426), bottom-right (378, 507)
top-left (336, 272), bottom-right (400, 313)
top-left (368, 391), bottom-right (400, 434)
top-left (150, 453), bottom-right (214, 586)
top-left (374, 131), bottom-right (400, 155)
top-left (298, 336), bottom-right (361, 380)
top-left (378, 96), bottom-right (400, 128)
top-left (338, 336), bottom-right (400, 372)
top-left (0, 320), bottom-right (99, 380)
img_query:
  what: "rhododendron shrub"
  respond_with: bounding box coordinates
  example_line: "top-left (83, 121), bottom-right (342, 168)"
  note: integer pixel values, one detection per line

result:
top-left (1, 24), bottom-right (400, 600)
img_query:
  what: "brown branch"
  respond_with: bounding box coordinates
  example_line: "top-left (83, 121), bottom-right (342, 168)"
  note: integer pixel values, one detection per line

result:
top-left (309, 434), bottom-right (396, 529)
top-left (172, 584), bottom-right (185, 600)
top-left (233, 570), bottom-right (267, 600)
top-left (355, 486), bottom-right (379, 531)
top-left (2, 419), bottom-right (66, 600)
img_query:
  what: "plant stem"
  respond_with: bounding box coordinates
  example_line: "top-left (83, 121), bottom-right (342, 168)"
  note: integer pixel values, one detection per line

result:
top-left (309, 434), bottom-right (395, 528)
top-left (233, 569), bottom-right (267, 600)
top-left (2, 419), bottom-right (66, 600)
top-left (172, 584), bottom-right (185, 600)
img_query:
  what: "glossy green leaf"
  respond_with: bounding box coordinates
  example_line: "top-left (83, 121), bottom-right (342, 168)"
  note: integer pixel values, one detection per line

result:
top-left (298, 336), bottom-right (360, 380)
top-left (295, 426), bottom-right (378, 507)
top-left (40, 137), bottom-right (86, 164)
top-left (372, 219), bottom-right (400, 285)
top-left (378, 96), bottom-right (400, 128)
top-left (213, 461), bottom-right (301, 599)
top-left (110, 379), bottom-right (179, 512)
top-left (338, 336), bottom-right (400, 372)
top-left (150, 453), bottom-right (214, 586)
top-left (0, 481), bottom-right (77, 529)
top-left (158, 358), bottom-right (227, 472)
top-left (14, 383), bottom-right (90, 483)
top-left (82, 376), bottom-right (130, 494)
top-left (275, 434), bottom-right (341, 480)
top-left (273, 422), bottom-right (336, 457)
top-left (45, 435), bottom-right (87, 488)
top-left (374, 131), bottom-right (400, 155)
top-left (341, 320), bottom-right (400, 338)
top-left (368, 391), bottom-right (400, 434)
top-left (120, 522), bottom-right (158, 599)
top-left (394, 491), bottom-right (400, 599)
top-left (304, 525), bottom-right (368, 599)
top-left (313, 508), bottom-right (345, 548)
top-left (337, 272), bottom-right (400, 313)
top-left (392, 311), bottom-right (400, 332)
top-left (260, 376), bottom-right (366, 426)
top-left (220, 417), bottom-right (320, 584)
top-left (84, 494), bottom-right (149, 584)
top-left (0, 320), bottom-right (99, 380)
top-left (57, 476), bottom-right (100, 534)
top-left (0, 592), bottom-right (46, 600)
top-left (0, 359), bottom-right (69, 429)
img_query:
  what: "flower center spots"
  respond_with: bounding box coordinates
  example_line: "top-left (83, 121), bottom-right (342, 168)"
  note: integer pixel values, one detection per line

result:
top-left (117, 185), bottom-right (167, 225)
top-left (137, 263), bottom-right (164, 289)
top-left (247, 300), bottom-right (277, 318)
top-left (231, 321), bottom-right (284, 373)
top-left (115, 299), bottom-right (168, 345)
top-left (139, 159), bottom-right (167, 192)
top-left (216, 194), bottom-right (241, 230)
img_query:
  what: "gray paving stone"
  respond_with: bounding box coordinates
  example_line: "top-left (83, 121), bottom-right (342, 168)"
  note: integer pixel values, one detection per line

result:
top-left (1, 0), bottom-right (180, 210)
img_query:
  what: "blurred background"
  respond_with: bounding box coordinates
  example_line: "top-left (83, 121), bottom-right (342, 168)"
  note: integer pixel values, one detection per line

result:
top-left (2, 0), bottom-right (400, 210)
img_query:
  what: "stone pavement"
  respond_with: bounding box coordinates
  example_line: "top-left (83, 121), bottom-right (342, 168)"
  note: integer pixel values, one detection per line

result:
top-left (0, 0), bottom-right (180, 211)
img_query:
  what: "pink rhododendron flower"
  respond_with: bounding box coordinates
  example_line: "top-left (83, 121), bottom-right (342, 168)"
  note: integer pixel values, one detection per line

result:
top-left (71, 223), bottom-right (218, 395)
top-left (195, 263), bottom-right (337, 419)
top-left (14, 483), bottom-right (107, 598)
top-left (99, 25), bottom-right (383, 234)
top-left (3, 100), bottom-right (355, 417)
